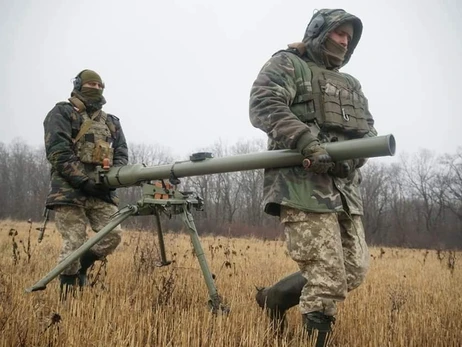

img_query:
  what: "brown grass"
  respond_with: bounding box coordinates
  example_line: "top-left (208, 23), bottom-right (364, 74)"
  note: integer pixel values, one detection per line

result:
top-left (0, 219), bottom-right (461, 347)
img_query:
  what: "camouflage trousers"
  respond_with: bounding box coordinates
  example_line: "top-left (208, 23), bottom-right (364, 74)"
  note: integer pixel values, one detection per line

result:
top-left (280, 207), bottom-right (369, 316)
top-left (54, 198), bottom-right (122, 275)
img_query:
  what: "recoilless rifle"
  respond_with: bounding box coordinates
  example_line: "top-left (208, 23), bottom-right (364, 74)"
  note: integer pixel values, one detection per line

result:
top-left (26, 134), bottom-right (396, 313)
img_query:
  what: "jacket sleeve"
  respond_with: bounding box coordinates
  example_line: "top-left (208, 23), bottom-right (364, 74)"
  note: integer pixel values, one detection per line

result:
top-left (110, 116), bottom-right (129, 166)
top-left (43, 104), bottom-right (89, 188)
top-left (249, 52), bottom-right (314, 149)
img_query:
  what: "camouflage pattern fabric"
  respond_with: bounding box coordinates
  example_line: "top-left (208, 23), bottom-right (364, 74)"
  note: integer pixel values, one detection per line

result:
top-left (54, 198), bottom-right (122, 275)
top-left (249, 9), bottom-right (377, 217)
top-left (43, 102), bottom-right (128, 208)
top-left (281, 207), bottom-right (369, 316)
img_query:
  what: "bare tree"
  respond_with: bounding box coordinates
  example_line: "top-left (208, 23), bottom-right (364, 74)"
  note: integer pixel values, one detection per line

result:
top-left (360, 161), bottom-right (393, 242)
top-left (230, 139), bottom-right (266, 226)
top-left (442, 148), bottom-right (462, 222)
top-left (0, 142), bottom-right (11, 218)
top-left (400, 150), bottom-right (447, 236)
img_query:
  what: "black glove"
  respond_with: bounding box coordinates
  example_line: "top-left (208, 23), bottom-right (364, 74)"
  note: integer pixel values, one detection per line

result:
top-left (355, 158), bottom-right (367, 169)
top-left (329, 159), bottom-right (367, 178)
top-left (329, 160), bottom-right (353, 178)
top-left (302, 144), bottom-right (334, 174)
top-left (297, 132), bottom-right (334, 174)
top-left (81, 179), bottom-right (111, 197)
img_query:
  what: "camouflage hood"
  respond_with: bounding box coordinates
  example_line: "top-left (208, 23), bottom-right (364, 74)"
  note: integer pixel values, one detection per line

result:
top-left (302, 9), bottom-right (363, 68)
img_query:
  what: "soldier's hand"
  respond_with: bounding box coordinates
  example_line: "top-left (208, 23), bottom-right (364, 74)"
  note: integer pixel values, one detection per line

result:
top-left (81, 179), bottom-right (110, 197)
top-left (301, 144), bottom-right (334, 174)
top-left (329, 159), bottom-right (367, 178)
top-left (329, 160), bottom-right (353, 178)
top-left (355, 158), bottom-right (367, 169)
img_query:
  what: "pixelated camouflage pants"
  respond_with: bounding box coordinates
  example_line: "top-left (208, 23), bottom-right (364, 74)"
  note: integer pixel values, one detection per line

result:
top-left (280, 207), bottom-right (369, 316)
top-left (54, 198), bottom-right (122, 275)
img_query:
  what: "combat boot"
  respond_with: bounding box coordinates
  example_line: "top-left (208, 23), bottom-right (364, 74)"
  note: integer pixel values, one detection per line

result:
top-left (255, 271), bottom-right (307, 332)
top-left (59, 274), bottom-right (79, 300)
top-left (78, 250), bottom-right (100, 287)
top-left (302, 311), bottom-right (335, 347)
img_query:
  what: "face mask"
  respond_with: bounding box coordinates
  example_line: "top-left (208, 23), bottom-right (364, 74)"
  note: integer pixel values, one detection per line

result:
top-left (80, 87), bottom-right (104, 101)
top-left (323, 36), bottom-right (347, 68)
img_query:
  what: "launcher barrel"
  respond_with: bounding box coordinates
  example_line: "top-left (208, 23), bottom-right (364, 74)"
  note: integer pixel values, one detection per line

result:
top-left (103, 134), bottom-right (396, 188)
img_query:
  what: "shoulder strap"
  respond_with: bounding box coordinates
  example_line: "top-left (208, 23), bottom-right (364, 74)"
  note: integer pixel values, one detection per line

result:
top-left (68, 96), bottom-right (91, 143)
top-left (68, 97), bottom-right (86, 112)
top-left (69, 95), bottom-right (117, 141)
top-left (73, 118), bottom-right (93, 144)
top-left (58, 98), bottom-right (89, 144)
top-left (72, 110), bottom-right (108, 144)
top-left (282, 50), bottom-right (313, 104)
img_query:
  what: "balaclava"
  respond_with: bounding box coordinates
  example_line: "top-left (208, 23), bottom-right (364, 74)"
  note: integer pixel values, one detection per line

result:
top-left (323, 21), bottom-right (354, 68)
top-left (72, 69), bottom-right (106, 112)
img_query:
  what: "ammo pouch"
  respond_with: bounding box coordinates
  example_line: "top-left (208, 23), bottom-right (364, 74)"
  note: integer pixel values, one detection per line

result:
top-left (286, 51), bottom-right (370, 137)
top-left (314, 74), bottom-right (370, 136)
top-left (73, 113), bottom-right (114, 166)
top-left (78, 138), bottom-right (114, 165)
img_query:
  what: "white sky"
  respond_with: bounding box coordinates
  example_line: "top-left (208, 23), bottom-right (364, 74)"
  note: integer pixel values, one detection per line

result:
top-left (1, 0), bottom-right (461, 163)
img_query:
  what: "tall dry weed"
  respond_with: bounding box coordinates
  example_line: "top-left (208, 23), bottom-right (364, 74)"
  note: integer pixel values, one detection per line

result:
top-left (0, 220), bottom-right (460, 347)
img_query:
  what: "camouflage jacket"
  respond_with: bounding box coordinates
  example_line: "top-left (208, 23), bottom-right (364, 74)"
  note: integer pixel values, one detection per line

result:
top-left (249, 9), bottom-right (377, 217)
top-left (43, 102), bottom-right (128, 208)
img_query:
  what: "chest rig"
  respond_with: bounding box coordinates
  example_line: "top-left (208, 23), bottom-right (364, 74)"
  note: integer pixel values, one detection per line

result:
top-left (68, 97), bottom-right (115, 166)
top-left (286, 51), bottom-right (370, 138)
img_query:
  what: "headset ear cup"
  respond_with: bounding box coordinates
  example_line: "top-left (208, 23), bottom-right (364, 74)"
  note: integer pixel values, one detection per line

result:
top-left (73, 76), bottom-right (81, 90)
top-left (73, 69), bottom-right (88, 91)
top-left (306, 13), bottom-right (325, 38)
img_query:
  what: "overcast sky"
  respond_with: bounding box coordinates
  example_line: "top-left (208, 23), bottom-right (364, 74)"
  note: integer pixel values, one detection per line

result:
top-left (1, 0), bottom-right (461, 163)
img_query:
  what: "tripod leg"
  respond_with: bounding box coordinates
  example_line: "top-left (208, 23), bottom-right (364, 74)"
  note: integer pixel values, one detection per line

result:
top-left (181, 208), bottom-right (229, 314)
top-left (154, 206), bottom-right (171, 266)
top-left (25, 205), bottom-right (138, 293)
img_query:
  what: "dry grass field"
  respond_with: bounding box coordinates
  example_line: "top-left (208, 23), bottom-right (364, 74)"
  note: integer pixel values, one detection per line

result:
top-left (0, 219), bottom-right (461, 347)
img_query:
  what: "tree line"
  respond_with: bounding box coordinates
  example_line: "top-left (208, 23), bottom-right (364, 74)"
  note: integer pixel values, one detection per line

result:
top-left (1, 138), bottom-right (461, 249)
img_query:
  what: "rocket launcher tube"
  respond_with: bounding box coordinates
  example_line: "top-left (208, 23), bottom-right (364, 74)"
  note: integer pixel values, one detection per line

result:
top-left (103, 134), bottom-right (396, 188)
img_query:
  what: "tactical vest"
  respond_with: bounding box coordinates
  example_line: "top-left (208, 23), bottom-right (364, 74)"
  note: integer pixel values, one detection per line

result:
top-left (285, 51), bottom-right (370, 137)
top-left (61, 98), bottom-right (116, 166)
